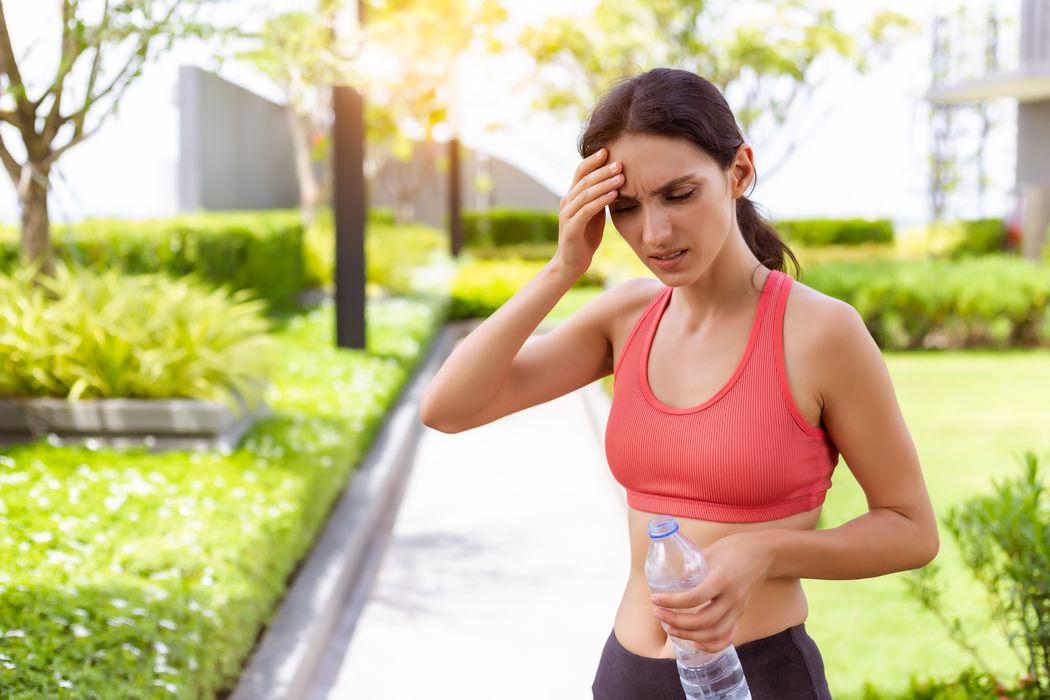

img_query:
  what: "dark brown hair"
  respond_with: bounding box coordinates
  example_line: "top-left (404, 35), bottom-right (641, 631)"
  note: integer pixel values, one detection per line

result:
top-left (578, 67), bottom-right (800, 276)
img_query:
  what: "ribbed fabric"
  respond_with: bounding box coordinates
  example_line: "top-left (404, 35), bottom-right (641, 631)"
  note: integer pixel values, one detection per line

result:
top-left (605, 270), bottom-right (840, 523)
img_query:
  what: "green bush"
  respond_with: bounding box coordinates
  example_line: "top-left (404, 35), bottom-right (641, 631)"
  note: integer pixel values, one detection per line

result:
top-left (803, 257), bottom-right (1050, 350)
top-left (949, 219), bottom-right (1005, 258)
top-left (902, 452), bottom-right (1050, 697)
top-left (304, 209), bottom-right (447, 294)
top-left (0, 293), bottom-right (449, 699)
top-left (449, 258), bottom-right (603, 319)
top-left (463, 208), bottom-right (560, 247)
top-left (0, 212), bottom-right (305, 310)
top-left (774, 218), bottom-right (894, 246)
top-left (860, 668), bottom-right (1040, 699)
top-left (0, 265), bottom-right (272, 406)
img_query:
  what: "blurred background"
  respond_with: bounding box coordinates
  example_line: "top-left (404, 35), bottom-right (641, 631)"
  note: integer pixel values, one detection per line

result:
top-left (1, 1), bottom-right (1049, 699)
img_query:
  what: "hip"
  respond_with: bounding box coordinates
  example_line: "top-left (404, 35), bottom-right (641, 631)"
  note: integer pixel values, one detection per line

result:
top-left (592, 622), bottom-right (832, 700)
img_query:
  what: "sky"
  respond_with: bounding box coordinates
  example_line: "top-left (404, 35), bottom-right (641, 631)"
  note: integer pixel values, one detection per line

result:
top-left (0, 0), bottom-right (1021, 227)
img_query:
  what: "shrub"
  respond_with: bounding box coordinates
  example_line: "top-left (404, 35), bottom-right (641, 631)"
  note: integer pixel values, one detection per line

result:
top-left (303, 209), bottom-right (447, 293)
top-left (463, 208), bottom-right (560, 247)
top-left (802, 257), bottom-right (1050, 350)
top-left (903, 452), bottom-right (1050, 697)
top-left (0, 294), bottom-right (448, 699)
top-left (860, 669), bottom-right (1040, 699)
top-left (950, 218), bottom-right (1005, 258)
top-left (0, 212), bottom-right (305, 310)
top-left (774, 218), bottom-right (894, 246)
top-left (0, 265), bottom-right (272, 407)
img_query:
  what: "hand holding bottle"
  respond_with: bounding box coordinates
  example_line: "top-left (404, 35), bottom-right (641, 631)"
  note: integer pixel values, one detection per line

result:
top-left (651, 531), bottom-right (774, 653)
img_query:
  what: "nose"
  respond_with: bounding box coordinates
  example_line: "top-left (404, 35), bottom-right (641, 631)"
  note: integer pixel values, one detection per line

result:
top-left (640, 205), bottom-right (673, 249)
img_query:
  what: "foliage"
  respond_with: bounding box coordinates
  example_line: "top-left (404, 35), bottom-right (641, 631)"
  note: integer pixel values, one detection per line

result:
top-left (518, 0), bottom-right (917, 177)
top-left (463, 208), bottom-right (560, 247)
top-left (0, 265), bottom-right (272, 408)
top-left (803, 257), bottom-right (1050, 350)
top-left (0, 0), bottom-right (228, 272)
top-left (0, 293), bottom-right (448, 699)
top-left (949, 218), bottom-right (1006, 259)
top-left (774, 218), bottom-right (894, 247)
top-left (0, 211), bottom-right (305, 310)
top-left (303, 208), bottom-right (448, 293)
top-left (902, 452), bottom-right (1050, 697)
top-left (859, 668), bottom-right (1041, 699)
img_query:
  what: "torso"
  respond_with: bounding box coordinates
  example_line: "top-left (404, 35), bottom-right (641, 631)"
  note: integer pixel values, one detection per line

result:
top-left (603, 270), bottom-right (829, 659)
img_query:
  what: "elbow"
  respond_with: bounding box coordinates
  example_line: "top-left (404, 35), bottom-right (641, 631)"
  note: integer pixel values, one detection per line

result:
top-left (910, 520), bottom-right (941, 570)
top-left (418, 394), bottom-right (464, 434)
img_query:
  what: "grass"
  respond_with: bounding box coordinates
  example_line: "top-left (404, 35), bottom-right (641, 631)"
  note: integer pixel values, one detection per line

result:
top-left (808, 351), bottom-right (1050, 699)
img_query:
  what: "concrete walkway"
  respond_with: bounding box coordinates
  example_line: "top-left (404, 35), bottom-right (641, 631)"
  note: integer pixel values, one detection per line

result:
top-left (307, 374), bottom-right (630, 699)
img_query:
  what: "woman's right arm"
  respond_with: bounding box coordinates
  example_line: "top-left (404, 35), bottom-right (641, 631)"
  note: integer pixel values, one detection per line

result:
top-left (419, 147), bottom-right (626, 433)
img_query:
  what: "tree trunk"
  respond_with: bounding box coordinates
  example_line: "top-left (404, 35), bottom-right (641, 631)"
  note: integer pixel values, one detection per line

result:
top-left (20, 168), bottom-right (54, 278)
top-left (287, 107), bottom-right (321, 229)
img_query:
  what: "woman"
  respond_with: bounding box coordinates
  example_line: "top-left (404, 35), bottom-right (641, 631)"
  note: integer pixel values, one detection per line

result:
top-left (419, 67), bottom-right (939, 699)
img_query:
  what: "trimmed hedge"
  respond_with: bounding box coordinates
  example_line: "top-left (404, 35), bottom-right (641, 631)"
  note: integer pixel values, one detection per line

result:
top-left (463, 208), bottom-right (559, 247)
top-left (0, 212), bottom-right (305, 310)
top-left (448, 256), bottom-right (1050, 351)
top-left (803, 256), bottom-right (1050, 350)
top-left (0, 293), bottom-right (450, 699)
top-left (773, 218), bottom-right (894, 246)
top-left (949, 218), bottom-right (1005, 258)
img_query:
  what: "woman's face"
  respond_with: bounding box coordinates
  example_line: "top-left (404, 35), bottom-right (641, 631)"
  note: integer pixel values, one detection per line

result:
top-left (605, 132), bottom-right (751, 281)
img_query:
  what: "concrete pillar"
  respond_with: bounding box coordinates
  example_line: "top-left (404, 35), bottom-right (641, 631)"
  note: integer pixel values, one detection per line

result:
top-left (1020, 183), bottom-right (1050, 259)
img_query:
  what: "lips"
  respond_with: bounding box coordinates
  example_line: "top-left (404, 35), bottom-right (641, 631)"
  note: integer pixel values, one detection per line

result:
top-left (650, 249), bottom-right (687, 260)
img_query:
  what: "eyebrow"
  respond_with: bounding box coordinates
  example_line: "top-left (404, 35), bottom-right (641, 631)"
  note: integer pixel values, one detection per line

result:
top-left (616, 174), bottom-right (701, 202)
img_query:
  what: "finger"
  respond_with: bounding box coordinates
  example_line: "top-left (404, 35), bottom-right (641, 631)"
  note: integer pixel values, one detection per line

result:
top-left (566, 189), bottom-right (616, 229)
top-left (667, 617), bottom-right (738, 650)
top-left (570, 147), bottom-right (608, 188)
top-left (655, 596), bottom-right (727, 630)
top-left (651, 577), bottom-right (719, 610)
top-left (563, 164), bottom-right (621, 220)
top-left (563, 177), bottom-right (622, 225)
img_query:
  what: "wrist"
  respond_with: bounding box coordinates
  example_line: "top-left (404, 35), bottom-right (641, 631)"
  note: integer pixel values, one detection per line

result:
top-left (546, 255), bottom-right (584, 285)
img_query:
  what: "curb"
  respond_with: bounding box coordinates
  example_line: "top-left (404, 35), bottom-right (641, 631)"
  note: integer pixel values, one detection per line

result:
top-left (231, 319), bottom-right (477, 700)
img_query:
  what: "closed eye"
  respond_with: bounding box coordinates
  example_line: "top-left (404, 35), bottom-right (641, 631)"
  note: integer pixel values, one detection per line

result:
top-left (610, 189), bottom-right (696, 215)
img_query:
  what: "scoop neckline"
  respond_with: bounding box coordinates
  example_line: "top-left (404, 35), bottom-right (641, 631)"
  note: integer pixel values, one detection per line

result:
top-left (640, 270), bottom-right (779, 415)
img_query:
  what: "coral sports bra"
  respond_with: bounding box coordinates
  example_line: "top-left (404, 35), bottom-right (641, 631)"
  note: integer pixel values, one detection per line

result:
top-left (604, 270), bottom-right (840, 523)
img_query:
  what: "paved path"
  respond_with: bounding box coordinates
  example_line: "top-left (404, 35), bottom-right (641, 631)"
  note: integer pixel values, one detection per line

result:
top-left (308, 376), bottom-right (630, 699)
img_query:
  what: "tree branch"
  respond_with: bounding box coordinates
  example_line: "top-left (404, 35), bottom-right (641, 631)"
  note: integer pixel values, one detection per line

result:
top-left (41, 0), bottom-right (87, 143)
top-left (0, 128), bottom-right (22, 186)
top-left (0, 0), bottom-right (36, 138)
top-left (63, 0), bottom-right (179, 140)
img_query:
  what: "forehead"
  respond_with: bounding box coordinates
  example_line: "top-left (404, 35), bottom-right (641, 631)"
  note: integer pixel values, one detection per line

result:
top-left (605, 133), bottom-right (718, 175)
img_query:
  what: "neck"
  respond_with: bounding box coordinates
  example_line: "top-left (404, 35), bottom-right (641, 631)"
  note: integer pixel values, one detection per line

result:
top-left (669, 229), bottom-right (769, 331)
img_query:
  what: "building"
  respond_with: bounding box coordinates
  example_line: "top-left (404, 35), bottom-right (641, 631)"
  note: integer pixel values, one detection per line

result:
top-left (926, 0), bottom-right (1050, 259)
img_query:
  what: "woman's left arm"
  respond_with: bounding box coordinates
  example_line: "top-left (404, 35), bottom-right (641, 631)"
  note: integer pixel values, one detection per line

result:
top-left (757, 300), bottom-right (940, 579)
top-left (651, 301), bottom-right (939, 648)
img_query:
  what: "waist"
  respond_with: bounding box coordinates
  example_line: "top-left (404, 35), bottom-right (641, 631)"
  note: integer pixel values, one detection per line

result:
top-left (615, 571), bottom-right (810, 659)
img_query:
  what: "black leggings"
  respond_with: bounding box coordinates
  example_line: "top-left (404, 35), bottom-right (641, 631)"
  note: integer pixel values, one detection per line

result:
top-left (591, 624), bottom-right (832, 699)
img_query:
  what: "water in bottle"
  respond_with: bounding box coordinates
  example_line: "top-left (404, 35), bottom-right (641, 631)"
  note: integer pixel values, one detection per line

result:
top-left (645, 515), bottom-right (751, 700)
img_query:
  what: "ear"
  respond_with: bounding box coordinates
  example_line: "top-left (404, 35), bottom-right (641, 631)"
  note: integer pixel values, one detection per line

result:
top-left (730, 143), bottom-right (755, 198)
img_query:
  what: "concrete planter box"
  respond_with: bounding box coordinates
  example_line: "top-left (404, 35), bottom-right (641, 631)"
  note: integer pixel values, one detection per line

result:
top-left (0, 389), bottom-right (269, 451)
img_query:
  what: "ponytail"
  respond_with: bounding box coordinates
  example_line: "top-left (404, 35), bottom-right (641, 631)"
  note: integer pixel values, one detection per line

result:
top-left (736, 195), bottom-right (800, 278)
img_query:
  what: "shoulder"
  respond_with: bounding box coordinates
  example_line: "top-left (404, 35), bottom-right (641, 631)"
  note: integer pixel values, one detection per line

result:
top-left (783, 275), bottom-right (882, 390)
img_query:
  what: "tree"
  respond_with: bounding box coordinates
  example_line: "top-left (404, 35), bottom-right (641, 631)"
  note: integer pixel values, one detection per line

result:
top-left (359, 0), bottom-right (508, 223)
top-left (519, 0), bottom-right (917, 180)
top-left (0, 0), bottom-right (218, 276)
top-left (237, 2), bottom-right (359, 229)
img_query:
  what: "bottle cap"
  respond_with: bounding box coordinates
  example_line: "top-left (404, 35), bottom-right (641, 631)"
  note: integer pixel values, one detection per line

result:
top-left (647, 515), bottom-right (678, 539)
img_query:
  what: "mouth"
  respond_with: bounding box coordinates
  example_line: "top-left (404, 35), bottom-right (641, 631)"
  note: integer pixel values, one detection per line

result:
top-left (649, 248), bottom-right (688, 269)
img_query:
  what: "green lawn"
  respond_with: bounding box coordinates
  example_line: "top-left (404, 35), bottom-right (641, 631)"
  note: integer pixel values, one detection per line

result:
top-left (552, 289), bottom-right (1050, 697)
top-left (808, 351), bottom-right (1050, 699)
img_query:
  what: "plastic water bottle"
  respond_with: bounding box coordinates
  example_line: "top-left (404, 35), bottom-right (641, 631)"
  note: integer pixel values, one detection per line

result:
top-left (645, 515), bottom-right (751, 700)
